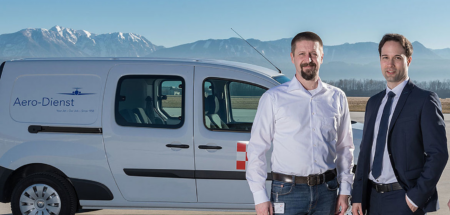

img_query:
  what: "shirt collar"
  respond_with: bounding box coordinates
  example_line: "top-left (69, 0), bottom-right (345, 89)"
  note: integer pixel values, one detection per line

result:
top-left (287, 75), bottom-right (324, 96)
top-left (385, 78), bottom-right (409, 98)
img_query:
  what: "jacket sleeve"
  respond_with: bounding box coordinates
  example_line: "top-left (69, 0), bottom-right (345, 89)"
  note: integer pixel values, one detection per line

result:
top-left (351, 98), bottom-right (372, 204)
top-left (406, 92), bottom-right (449, 208)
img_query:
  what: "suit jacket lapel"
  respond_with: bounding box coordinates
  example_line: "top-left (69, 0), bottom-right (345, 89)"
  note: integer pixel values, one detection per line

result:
top-left (388, 80), bottom-right (415, 133)
top-left (364, 91), bottom-right (385, 154)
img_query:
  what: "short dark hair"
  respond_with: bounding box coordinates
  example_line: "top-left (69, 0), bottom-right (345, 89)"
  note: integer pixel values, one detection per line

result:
top-left (291, 31), bottom-right (323, 54)
top-left (378, 33), bottom-right (413, 58)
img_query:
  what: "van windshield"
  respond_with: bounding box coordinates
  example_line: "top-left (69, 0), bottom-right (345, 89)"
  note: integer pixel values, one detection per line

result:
top-left (272, 75), bottom-right (291, 84)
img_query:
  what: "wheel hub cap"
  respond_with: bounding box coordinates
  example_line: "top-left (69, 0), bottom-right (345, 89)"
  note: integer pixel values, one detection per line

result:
top-left (19, 184), bottom-right (61, 214)
top-left (37, 200), bottom-right (45, 208)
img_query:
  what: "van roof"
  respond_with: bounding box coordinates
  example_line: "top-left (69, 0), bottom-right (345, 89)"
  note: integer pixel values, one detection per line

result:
top-left (12, 57), bottom-right (284, 78)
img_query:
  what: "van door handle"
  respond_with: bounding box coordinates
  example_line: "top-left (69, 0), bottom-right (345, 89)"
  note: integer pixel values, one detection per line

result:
top-left (198, 145), bottom-right (222, 150)
top-left (166, 144), bottom-right (190, 149)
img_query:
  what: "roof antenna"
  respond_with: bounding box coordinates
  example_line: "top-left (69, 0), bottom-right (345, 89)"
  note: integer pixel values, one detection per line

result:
top-left (231, 28), bottom-right (282, 74)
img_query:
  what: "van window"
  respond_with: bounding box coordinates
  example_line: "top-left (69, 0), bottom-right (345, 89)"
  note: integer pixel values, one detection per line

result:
top-left (160, 80), bottom-right (182, 118)
top-left (115, 75), bottom-right (184, 129)
top-left (203, 78), bottom-right (266, 132)
top-left (204, 81), bottom-right (213, 96)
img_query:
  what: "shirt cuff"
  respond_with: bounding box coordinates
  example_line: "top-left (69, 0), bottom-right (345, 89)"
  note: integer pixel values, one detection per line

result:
top-left (253, 189), bottom-right (270, 205)
top-left (406, 194), bottom-right (418, 208)
top-left (338, 181), bottom-right (352, 196)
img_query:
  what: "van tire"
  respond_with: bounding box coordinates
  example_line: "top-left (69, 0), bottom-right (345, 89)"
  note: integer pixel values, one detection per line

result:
top-left (11, 172), bottom-right (77, 215)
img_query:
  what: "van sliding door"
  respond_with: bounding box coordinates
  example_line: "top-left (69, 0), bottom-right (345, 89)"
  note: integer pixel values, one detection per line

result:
top-left (102, 64), bottom-right (196, 202)
top-left (193, 66), bottom-right (277, 204)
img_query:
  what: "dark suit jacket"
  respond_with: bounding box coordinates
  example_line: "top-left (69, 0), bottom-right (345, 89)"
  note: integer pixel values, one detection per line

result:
top-left (352, 80), bottom-right (448, 213)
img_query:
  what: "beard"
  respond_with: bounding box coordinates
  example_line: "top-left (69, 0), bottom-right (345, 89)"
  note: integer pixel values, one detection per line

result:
top-left (383, 70), bottom-right (407, 84)
top-left (300, 62), bottom-right (318, 81)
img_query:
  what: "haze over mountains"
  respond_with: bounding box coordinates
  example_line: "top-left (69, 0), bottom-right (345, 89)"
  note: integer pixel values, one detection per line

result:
top-left (1, 26), bottom-right (449, 81)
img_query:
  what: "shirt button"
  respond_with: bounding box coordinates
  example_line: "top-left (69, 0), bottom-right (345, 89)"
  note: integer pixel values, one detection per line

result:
top-left (312, 112), bottom-right (314, 115)
top-left (313, 128), bottom-right (316, 131)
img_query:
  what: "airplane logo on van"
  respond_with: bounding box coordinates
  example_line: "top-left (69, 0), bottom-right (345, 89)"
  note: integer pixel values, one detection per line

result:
top-left (58, 88), bottom-right (95, 95)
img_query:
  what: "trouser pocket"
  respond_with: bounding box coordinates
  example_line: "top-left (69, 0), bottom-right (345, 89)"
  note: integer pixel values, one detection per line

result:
top-left (271, 180), bottom-right (294, 196)
top-left (325, 177), bottom-right (340, 191)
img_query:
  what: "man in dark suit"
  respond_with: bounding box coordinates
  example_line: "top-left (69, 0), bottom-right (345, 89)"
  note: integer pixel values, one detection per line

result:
top-left (351, 33), bottom-right (448, 214)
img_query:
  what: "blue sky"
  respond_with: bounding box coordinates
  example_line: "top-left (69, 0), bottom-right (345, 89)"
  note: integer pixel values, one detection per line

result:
top-left (2, 0), bottom-right (450, 48)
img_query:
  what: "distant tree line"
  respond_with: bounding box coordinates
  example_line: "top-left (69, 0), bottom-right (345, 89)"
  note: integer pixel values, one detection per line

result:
top-left (325, 79), bottom-right (450, 98)
top-left (206, 78), bottom-right (450, 98)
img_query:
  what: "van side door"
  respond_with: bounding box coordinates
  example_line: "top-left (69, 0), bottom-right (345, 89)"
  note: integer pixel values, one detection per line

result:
top-left (102, 63), bottom-right (196, 202)
top-left (194, 66), bottom-right (277, 204)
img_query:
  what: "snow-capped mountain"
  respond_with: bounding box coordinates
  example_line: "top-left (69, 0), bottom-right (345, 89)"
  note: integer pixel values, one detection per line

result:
top-left (1, 27), bottom-right (450, 81)
top-left (0, 26), bottom-right (163, 58)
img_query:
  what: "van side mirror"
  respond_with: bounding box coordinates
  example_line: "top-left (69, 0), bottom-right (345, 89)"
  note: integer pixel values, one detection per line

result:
top-left (159, 95), bottom-right (167, 100)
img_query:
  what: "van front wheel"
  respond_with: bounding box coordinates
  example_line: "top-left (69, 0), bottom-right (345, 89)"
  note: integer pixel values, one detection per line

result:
top-left (11, 172), bottom-right (77, 215)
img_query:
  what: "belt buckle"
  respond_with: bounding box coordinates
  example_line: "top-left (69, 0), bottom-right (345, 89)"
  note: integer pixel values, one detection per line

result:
top-left (376, 184), bottom-right (384, 194)
top-left (307, 175), bottom-right (319, 186)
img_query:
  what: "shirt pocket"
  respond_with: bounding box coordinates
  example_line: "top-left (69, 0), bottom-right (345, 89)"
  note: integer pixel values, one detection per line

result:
top-left (320, 116), bottom-right (337, 143)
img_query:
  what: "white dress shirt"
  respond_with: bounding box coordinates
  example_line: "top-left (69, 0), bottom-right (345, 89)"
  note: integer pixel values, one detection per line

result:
top-left (368, 78), bottom-right (417, 207)
top-left (246, 76), bottom-right (354, 205)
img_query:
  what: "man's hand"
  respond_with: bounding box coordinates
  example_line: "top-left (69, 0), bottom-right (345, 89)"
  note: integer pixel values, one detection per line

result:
top-left (255, 201), bottom-right (273, 215)
top-left (351, 203), bottom-right (363, 215)
top-left (335, 195), bottom-right (349, 215)
top-left (447, 199), bottom-right (450, 211)
top-left (406, 195), bottom-right (418, 212)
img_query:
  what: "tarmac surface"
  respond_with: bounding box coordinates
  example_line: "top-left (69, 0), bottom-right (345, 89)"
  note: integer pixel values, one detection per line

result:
top-left (0, 112), bottom-right (449, 214)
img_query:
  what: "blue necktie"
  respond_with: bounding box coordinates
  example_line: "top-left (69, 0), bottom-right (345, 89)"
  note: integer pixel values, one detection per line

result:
top-left (372, 91), bottom-right (396, 179)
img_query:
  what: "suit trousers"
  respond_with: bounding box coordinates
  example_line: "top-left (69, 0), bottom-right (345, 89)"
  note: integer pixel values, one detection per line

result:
top-left (368, 187), bottom-right (425, 215)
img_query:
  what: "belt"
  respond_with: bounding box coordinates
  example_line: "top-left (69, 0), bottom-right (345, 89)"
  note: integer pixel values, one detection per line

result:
top-left (271, 169), bottom-right (336, 186)
top-left (371, 181), bottom-right (403, 193)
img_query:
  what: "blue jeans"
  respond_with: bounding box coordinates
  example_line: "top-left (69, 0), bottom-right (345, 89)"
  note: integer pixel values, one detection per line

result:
top-left (270, 177), bottom-right (339, 215)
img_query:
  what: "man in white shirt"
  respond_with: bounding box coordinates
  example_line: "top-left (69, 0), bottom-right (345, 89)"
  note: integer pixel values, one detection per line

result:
top-left (246, 31), bottom-right (354, 215)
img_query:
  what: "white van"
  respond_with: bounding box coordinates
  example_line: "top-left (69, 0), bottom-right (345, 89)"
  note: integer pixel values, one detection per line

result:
top-left (0, 58), bottom-right (362, 215)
